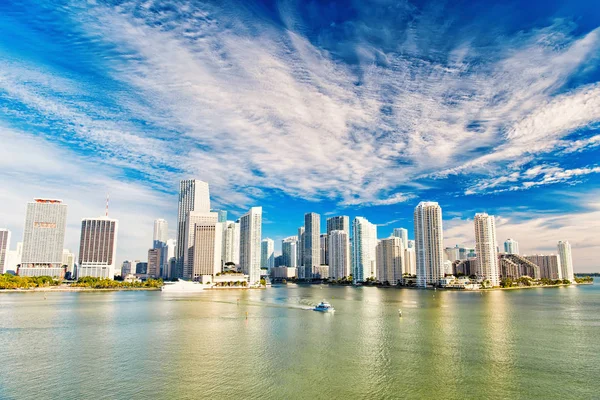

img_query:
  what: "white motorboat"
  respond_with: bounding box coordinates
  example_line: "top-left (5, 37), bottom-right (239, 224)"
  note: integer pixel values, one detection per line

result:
top-left (314, 301), bottom-right (335, 313)
top-left (161, 279), bottom-right (205, 293)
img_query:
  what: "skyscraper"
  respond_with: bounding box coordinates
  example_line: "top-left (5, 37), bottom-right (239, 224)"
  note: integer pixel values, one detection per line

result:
top-left (62, 249), bottom-right (75, 277)
top-left (183, 211), bottom-right (219, 279)
top-left (0, 229), bottom-right (10, 274)
top-left (352, 217), bottom-right (377, 283)
top-left (504, 238), bottom-right (519, 255)
top-left (413, 201), bottom-right (444, 287)
top-left (282, 236), bottom-right (298, 268)
top-left (223, 221), bottom-right (240, 267)
top-left (376, 236), bottom-right (404, 285)
top-left (153, 218), bottom-right (168, 248)
top-left (557, 241), bottom-right (575, 282)
top-left (320, 234), bottom-right (328, 265)
top-left (20, 199), bottom-right (68, 278)
top-left (77, 217), bottom-right (119, 279)
top-left (329, 230), bottom-right (349, 280)
top-left (240, 207), bottom-right (262, 285)
top-left (147, 248), bottom-right (161, 278)
top-left (392, 228), bottom-right (409, 249)
top-left (297, 227), bottom-right (305, 273)
top-left (161, 238), bottom-right (176, 278)
top-left (192, 222), bottom-right (223, 278)
top-left (474, 213), bottom-right (499, 286)
top-left (525, 254), bottom-right (562, 280)
top-left (326, 216), bottom-right (350, 277)
top-left (261, 238), bottom-right (275, 270)
top-left (304, 213), bottom-right (320, 279)
top-left (404, 246), bottom-right (416, 275)
top-left (211, 209), bottom-right (228, 223)
top-left (175, 180), bottom-right (210, 278)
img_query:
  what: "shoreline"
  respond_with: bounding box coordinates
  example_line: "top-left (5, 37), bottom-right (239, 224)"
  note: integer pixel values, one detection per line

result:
top-left (0, 287), bottom-right (161, 293)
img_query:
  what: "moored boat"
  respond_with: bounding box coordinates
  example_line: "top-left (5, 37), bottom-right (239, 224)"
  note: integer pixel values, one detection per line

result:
top-left (161, 279), bottom-right (205, 293)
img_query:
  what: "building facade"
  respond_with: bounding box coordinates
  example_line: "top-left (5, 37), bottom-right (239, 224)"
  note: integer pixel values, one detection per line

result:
top-left (183, 211), bottom-right (220, 279)
top-left (297, 227), bottom-right (305, 274)
top-left (352, 217), bottom-right (377, 283)
top-left (376, 236), bottom-right (404, 285)
top-left (474, 213), bottom-right (500, 286)
top-left (147, 248), bottom-right (161, 278)
top-left (77, 217), bottom-right (119, 279)
top-left (329, 230), bottom-right (349, 280)
top-left (240, 207), bottom-right (262, 285)
top-left (304, 213), bottom-right (320, 280)
top-left (557, 241), bottom-right (575, 282)
top-left (281, 236), bottom-right (298, 268)
top-left (192, 223), bottom-right (223, 278)
top-left (223, 221), bottom-right (240, 267)
top-left (414, 201), bottom-right (444, 287)
top-left (20, 199), bottom-right (68, 278)
top-left (392, 228), bottom-right (409, 249)
top-left (504, 238), bottom-right (519, 255)
top-left (261, 238), bottom-right (275, 270)
top-left (153, 218), bottom-right (168, 248)
top-left (524, 254), bottom-right (562, 280)
top-left (0, 229), bottom-right (10, 274)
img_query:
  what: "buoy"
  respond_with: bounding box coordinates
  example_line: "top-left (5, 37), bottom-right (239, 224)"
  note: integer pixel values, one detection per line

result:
top-left (398, 309), bottom-right (402, 317)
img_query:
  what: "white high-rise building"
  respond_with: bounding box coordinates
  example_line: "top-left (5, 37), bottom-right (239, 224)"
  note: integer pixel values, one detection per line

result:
top-left (281, 236), bottom-right (298, 268)
top-left (304, 213), bottom-right (320, 279)
top-left (404, 246), bottom-right (416, 275)
top-left (223, 221), bottom-right (240, 267)
top-left (261, 238), bottom-right (275, 270)
top-left (77, 217), bottom-right (119, 279)
top-left (175, 180), bottom-right (210, 278)
top-left (414, 201), bottom-right (444, 287)
top-left (329, 230), bottom-right (349, 280)
top-left (20, 199), bottom-right (68, 278)
top-left (392, 228), bottom-right (409, 249)
top-left (444, 246), bottom-right (460, 262)
top-left (376, 237), bottom-right (405, 285)
top-left (474, 213), bottom-right (499, 286)
top-left (504, 238), bottom-right (519, 255)
top-left (161, 238), bottom-right (176, 278)
top-left (240, 207), bottom-right (262, 285)
top-left (192, 221), bottom-right (223, 278)
top-left (0, 229), bottom-right (10, 274)
top-left (327, 216), bottom-right (351, 277)
top-left (5, 242), bottom-right (22, 275)
top-left (352, 217), bottom-right (377, 283)
top-left (62, 249), bottom-right (75, 276)
top-left (153, 219), bottom-right (168, 248)
top-left (183, 211), bottom-right (219, 279)
top-left (557, 241), bottom-right (575, 282)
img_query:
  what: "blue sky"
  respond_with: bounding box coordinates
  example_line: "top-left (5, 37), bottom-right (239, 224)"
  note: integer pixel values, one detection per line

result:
top-left (1, 0), bottom-right (599, 271)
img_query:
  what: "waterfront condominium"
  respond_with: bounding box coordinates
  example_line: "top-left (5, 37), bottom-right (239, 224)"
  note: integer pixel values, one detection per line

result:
top-left (261, 238), bottom-right (275, 270)
top-left (153, 218), bottom-right (168, 249)
top-left (320, 234), bottom-right (328, 265)
top-left (222, 221), bottom-right (240, 267)
top-left (0, 229), bottom-right (10, 274)
top-left (240, 207), bottom-right (262, 285)
top-left (147, 248), bottom-right (161, 278)
top-left (329, 230), bottom-right (349, 280)
top-left (504, 238), bottom-right (519, 255)
top-left (281, 236), bottom-right (298, 268)
top-left (525, 254), bottom-right (562, 280)
top-left (376, 236), bottom-right (404, 285)
top-left (175, 180), bottom-right (210, 278)
top-left (297, 227), bottom-right (305, 276)
top-left (327, 216), bottom-right (350, 277)
top-left (183, 211), bottom-right (220, 279)
top-left (77, 216), bottom-right (119, 279)
top-left (20, 199), bottom-right (68, 278)
top-left (413, 201), bottom-right (444, 287)
top-left (352, 217), bottom-right (377, 283)
top-left (474, 213), bottom-right (500, 286)
top-left (304, 213), bottom-right (320, 280)
top-left (557, 241), bottom-right (575, 282)
top-left (392, 228), bottom-right (409, 249)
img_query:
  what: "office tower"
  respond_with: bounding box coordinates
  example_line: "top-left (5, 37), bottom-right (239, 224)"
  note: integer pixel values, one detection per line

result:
top-left (161, 239), bottom-right (176, 278)
top-left (153, 218), bottom-right (168, 248)
top-left (474, 213), bottom-right (499, 286)
top-left (62, 249), bottom-right (75, 276)
top-left (4, 242), bottom-right (22, 275)
top-left (77, 217), bottom-right (119, 279)
top-left (328, 230), bottom-right (349, 280)
top-left (261, 238), bottom-right (275, 270)
top-left (297, 227), bottom-right (305, 273)
top-left (121, 260), bottom-right (134, 276)
top-left (444, 246), bottom-right (460, 262)
top-left (183, 211), bottom-right (220, 279)
top-left (20, 199), bottom-right (68, 278)
top-left (524, 254), bottom-right (562, 280)
top-left (192, 222), bottom-right (223, 278)
top-left (327, 216), bottom-right (350, 277)
top-left (0, 229), bottom-right (10, 274)
top-left (414, 201), bottom-right (444, 287)
top-left (504, 238), bottom-right (519, 255)
top-left (376, 236), bottom-right (404, 285)
top-left (557, 241), bottom-right (575, 282)
top-left (175, 179), bottom-right (210, 278)
top-left (392, 228), bottom-right (409, 249)
top-left (136, 261), bottom-right (148, 274)
top-left (282, 236), bottom-right (298, 268)
top-left (223, 221), bottom-right (240, 267)
top-left (352, 217), bottom-right (377, 283)
top-left (240, 207), bottom-right (262, 285)
top-left (147, 248), bottom-right (161, 277)
top-left (304, 213), bottom-right (320, 279)
top-left (407, 240), bottom-right (415, 249)
top-left (404, 246), bottom-right (416, 275)
top-left (320, 234), bottom-right (328, 265)
top-left (211, 209), bottom-right (228, 223)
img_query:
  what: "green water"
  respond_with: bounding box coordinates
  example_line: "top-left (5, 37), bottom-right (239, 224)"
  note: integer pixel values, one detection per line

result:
top-left (1, 282), bottom-right (599, 399)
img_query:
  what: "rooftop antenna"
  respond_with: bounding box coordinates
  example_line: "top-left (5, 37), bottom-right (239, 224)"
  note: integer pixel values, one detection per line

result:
top-left (105, 193), bottom-right (110, 217)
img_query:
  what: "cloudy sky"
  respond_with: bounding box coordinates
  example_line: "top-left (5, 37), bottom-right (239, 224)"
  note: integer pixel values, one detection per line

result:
top-left (1, 0), bottom-right (599, 271)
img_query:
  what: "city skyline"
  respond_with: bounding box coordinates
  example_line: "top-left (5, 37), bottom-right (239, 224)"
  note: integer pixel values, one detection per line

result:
top-left (1, 1), bottom-right (600, 271)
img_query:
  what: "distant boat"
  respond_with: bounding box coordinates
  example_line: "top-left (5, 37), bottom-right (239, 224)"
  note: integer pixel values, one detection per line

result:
top-left (314, 301), bottom-right (335, 313)
top-left (161, 279), bottom-right (205, 293)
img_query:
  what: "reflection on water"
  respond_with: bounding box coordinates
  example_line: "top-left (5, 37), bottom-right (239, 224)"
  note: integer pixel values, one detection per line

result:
top-left (1, 283), bottom-right (599, 400)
